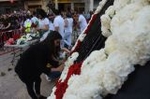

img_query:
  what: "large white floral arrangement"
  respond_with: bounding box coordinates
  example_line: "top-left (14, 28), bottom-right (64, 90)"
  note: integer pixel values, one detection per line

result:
top-left (48, 0), bottom-right (150, 99)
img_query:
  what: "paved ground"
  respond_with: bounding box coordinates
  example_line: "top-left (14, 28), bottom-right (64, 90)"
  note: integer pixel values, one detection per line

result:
top-left (0, 49), bottom-right (55, 99)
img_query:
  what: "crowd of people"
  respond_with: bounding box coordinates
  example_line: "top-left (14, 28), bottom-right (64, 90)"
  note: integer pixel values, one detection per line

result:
top-left (0, 8), bottom-right (93, 49)
top-left (22, 8), bottom-right (91, 49)
top-left (0, 9), bottom-right (31, 47)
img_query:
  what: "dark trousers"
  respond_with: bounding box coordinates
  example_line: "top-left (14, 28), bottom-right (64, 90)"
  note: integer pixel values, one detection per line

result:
top-left (17, 75), bottom-right (42, 99)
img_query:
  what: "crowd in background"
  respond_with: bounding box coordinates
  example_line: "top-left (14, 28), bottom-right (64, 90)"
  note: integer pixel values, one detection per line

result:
top-left (0, 8), bottom-right (94, 49)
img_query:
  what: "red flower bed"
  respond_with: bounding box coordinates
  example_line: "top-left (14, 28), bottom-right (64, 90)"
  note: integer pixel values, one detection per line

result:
top-left (55, 62), bottom-right (83, 99)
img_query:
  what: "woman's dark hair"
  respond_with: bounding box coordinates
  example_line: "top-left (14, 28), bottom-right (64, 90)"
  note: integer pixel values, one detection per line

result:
top-left (36, 8), bottom-right (47, 19)
top-left (42, 31), bottom-right (62, 57)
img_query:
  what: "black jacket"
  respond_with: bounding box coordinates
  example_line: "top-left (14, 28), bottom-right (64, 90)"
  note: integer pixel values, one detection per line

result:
top-left (15, 43), bottom-right (59, 82)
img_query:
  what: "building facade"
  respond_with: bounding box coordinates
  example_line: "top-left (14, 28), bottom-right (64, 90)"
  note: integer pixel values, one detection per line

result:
top-left (24, 0), bottom-right (47, 12)
top-left (0, 0), bottom-right (23, 14)
top-left (24, 0), bottom-right (102, 13)
top-left (52, 0), bottom-right (101, 13)
top-left (0, 0), bottom-right (101, 14)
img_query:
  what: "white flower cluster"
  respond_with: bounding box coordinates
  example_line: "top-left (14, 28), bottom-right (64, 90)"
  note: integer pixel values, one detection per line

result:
top-left (60, 52), bottom-right (79, 82)
top-left (48, 0), bottom-right (150, 99)
top-left (101, 5), bottom-right (116, 37)
top-left (16, 33), bottom-right (39, 45)
top-left (95, 0), bottom-right (108, 14)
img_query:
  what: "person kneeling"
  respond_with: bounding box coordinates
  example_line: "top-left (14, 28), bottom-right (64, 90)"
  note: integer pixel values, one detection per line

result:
top-left (15, 31), bottom-right (63, 99)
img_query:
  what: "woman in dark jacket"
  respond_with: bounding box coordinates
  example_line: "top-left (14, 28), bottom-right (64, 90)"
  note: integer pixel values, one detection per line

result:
top-left (15, 31), bottom-right (62, 99)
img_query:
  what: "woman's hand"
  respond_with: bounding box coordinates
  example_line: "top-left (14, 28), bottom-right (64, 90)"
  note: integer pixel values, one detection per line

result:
top-left (61, 47), bottom-right (70, 54)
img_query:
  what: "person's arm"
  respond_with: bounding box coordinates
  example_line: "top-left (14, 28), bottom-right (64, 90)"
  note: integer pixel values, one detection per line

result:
top-left (36, 18), bottom-right (49, 31)
top-left (3, 22), bottom-right (11, 30)
top-left (51, 64), bottom-right (64, 72)
top-left (53, 17), bottom-right (59, 32)
top-left (54, 26), bottom-right (59, 32)
top-left (49, 54), bottom-right (66, 71)
top-left (61, 47), bottom-right (70, 54)
top-left (36, 24), bottom-right (49, 31)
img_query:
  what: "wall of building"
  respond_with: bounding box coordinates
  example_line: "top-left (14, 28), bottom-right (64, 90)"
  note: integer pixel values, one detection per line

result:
top-left (94, 0), bottom-right (101, 9)
top-left (24, 0), bottom-right (48, 12)
top-left (0, 0), bottom-right (102, 14)
top-left (52, 0), bottom-right (85, 12)
top-left (0, 0), bottom-right (23, 14)
top-left (25, 0), bottom-right (102, 14)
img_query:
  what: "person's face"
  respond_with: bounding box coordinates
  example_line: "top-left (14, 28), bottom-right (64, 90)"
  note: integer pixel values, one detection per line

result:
top-left (54, 39), bottom-right (61, 47)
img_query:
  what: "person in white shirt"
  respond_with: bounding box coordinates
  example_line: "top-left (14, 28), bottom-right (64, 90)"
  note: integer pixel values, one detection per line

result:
top-left (78, 11), bottom-right (87, 34)
top-left (53, 10), bottom-right (65, 47)
top-left (31, 11), bottom-right (39, 27)
top-left (48, 14), bottom-right (55, 31)
top-left (35, 9), bottom-right (50, 41)
top-left (64, 12), bottom-right (73, 49)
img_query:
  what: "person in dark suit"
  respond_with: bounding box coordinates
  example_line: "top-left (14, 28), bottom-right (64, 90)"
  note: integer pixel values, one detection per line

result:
top-left (15, 31), bottom-right (63, 99)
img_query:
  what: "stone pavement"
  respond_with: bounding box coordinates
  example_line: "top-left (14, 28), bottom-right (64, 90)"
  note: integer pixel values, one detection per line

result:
top-left (0, 49), bottom-right (55, 99)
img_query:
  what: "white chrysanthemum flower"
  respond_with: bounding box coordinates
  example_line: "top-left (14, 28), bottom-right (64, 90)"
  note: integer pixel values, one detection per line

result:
top-left (105, 6), bottom-right (116, 18)
top-left (113, 0), bottom-right (132, 12)
top-left (65, 74), bottom-right (103, 99)
top-left (64, 84), bottom-right (103, 99)
top-left (101, 14), bottom-right (112, 37)
top-left (75, 84), bottom-right (102, 99)
top-left (82, 49), bottom-right (107, 71)
top-left (78, 33), bottom-right (86, 42)
top-left (102, 71), bottom-right (121, 94)
top-left (65, 52), bottom-right (79, 67)
top-left (104, 36), bottom-right (118, 55)
top-left (132, 0), bottom-right (150, 5)
top-left (106, 51), bottom-right (135, 78)
top-left (95, 0), bottom-right (108, 14)
top-left (47, 87), bottom-right (56, 99)
top-left (111, 3), bottom-right (143, 34)
top-left (110, 5), bottom-right (150, 65)
top-left (60, 52), bottom-right (79, 81)
top-left (63, 95), bottom-right (77, 99)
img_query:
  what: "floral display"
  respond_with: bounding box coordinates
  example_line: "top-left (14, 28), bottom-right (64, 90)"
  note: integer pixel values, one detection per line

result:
top-left (48, 0), bottom-right (150, 99)
top-left (16, 33), bottom-right (39, 45)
